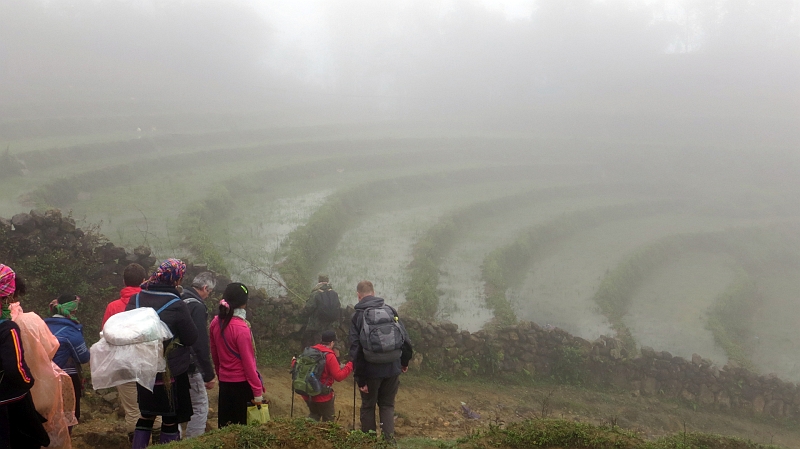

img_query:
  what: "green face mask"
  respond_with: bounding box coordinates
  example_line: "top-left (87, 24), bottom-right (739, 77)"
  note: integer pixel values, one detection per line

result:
top-left (1, 303), bottom-right (10, 320)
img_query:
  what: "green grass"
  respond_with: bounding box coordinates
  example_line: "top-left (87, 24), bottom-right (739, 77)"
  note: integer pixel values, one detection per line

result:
top-left (154, 419), bottom-right (783, 449)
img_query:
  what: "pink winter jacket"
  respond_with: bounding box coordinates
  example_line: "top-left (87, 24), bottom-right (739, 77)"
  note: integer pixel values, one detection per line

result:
top-left (209, 316), bottom-right (264, 399)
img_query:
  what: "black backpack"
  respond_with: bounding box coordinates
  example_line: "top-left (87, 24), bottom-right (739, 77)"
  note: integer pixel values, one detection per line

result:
top-left (291, 347), bottom-right (331, 396)
top-left (359, 305), bottom-right (405, 364)
top-left (315, 289), bottom-right (341, 323)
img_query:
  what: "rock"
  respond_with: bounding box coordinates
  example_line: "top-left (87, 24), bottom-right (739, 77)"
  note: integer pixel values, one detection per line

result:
top-left (43, 209), bottom-right (63, 227)
top-left (640, 346), bottom-right (656, 358)
top-left (103, 392), bottom-right (118, 403)
top-left (60, 219), bottom-right (76, 233)
top-left (0, 217), bottom-right (11, 232)
top-left (409, 353), bottom-right (423, 370)
top-left (681, 389), bottom-right (695, 401)
top-left (691, 353), bottom-right (703, 366)
top-left (716, 390), bottom-right (731, 409)
top-left (753, 395), bottom-right (766, 413)
top-left (642, 377), bottom-right (658, 396)
top-left (134, 246), bottom-right (152, 257)
top-left (699, 385), bottom-right (715, 405)
top-left (29, 209), bottom-right (46, 227)
top-left (11, 213), bottom-right (35, 233)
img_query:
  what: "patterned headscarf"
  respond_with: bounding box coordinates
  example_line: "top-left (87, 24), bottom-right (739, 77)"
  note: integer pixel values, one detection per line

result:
top-left (0, 264), bottom-right (15, 298)
top-left (0, 264), bottom-right (15, 320)
top-left (142, 258), bottom-right (186, 288)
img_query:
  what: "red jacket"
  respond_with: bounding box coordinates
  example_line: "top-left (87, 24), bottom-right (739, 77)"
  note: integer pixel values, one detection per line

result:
top-left (299, 344), bottom-right (353, 403)
top-left (102, 286), bottom-right (141, 327)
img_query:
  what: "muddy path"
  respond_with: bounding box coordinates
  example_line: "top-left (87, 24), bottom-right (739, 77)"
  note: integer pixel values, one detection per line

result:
top-left (73, 366), bottom-right (800, 448)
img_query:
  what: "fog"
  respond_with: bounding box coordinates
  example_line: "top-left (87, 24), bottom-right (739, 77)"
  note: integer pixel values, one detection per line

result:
top-left (3, 0), bottom-right (800, 384)
top-left (2, 0), bottom-right (798, 132)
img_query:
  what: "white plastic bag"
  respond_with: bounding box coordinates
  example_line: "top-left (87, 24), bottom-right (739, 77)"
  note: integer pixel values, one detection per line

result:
top-left (102, 307), bottom-right (172, 345)
top-left (90, 338), bottom-right (164, 391)
top-left (90, 307), bottom-right (174, 391)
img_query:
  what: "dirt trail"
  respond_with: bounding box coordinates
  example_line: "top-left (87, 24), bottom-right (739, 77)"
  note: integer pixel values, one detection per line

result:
top-left (73, 367), bottom-right (800, 448)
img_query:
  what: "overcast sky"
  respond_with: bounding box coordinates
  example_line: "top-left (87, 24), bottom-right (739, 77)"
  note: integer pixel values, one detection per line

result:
top-left (1, 0), bottom-right (798, 123)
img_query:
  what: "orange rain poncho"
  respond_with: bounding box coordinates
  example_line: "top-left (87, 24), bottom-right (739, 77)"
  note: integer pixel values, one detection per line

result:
top-left (11, 303), bottom-right (77, 449)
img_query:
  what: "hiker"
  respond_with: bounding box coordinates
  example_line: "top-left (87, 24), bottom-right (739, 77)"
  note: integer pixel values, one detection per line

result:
top-left (349, 280), bottom-right (413, 442)
top-left (0, 264), bottom-right (50, 449)
top-left (209, 282), bottom-right (267, 428)
top-left (302, 274), bottom-right (341, 349)
top-left (101, 263), bottom-right (162, 440)
top-left (180, 272), bottom-right (217, 438)
top-left (125, 259), bottom-right (198, 447)
top-left (44, 294), bottom-right (90, 428)
top-left (294, 330), bottom-right (353, 422)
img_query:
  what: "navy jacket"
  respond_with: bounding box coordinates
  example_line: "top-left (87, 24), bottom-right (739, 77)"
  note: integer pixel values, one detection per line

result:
top-left (44, 316), bottom-right (90, 375)
top-left (181, 287), bottom-right (215, 382)
top-left (348, 295), bottom-right (413, 387)
top-left (125, 285), bottom-right (198, 376)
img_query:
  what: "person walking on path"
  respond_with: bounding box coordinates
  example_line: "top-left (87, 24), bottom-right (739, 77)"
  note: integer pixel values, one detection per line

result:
top-left (348, 280), bottom-right (412, 443)
top-left (102, 263), bottom-right (161, 439)
top-left (180, 272), bottom-right (216, 438)
top-left (125, 259), bottom-right (198, 447)
top-left (44, 294), bottom-right (90, 427)
top-left (295, 330), bottom-right (353, 422)
top-left (209, 283), bottom-right (267, 428)
top-left (302, 275), bottom-right (340, 349)
top-left (0, 264), bottom-right (50, 449)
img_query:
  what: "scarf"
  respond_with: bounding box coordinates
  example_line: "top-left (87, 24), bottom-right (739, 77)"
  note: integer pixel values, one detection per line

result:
top-left (52, 299), bottom-right (80, 323)
top-left (1, 303), bottom-right (10, 321)
top-left (233, 308), bottom-right (248, 323)
top-left (0, 264), bottom-right (15, 298)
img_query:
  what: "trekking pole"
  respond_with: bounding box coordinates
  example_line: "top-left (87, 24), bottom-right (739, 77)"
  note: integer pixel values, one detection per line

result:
top-left (352, 376), bottom-right (356, 431)
top-left (290, 356), bottom-right (296, 418)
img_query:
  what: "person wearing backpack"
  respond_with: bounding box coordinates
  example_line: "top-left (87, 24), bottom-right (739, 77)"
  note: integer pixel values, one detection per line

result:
top-left (125, 259), bottom-right (198, 448)
top-left (292, 330), bottom-right (352, 422)
top-left (301, 275), bottom-right (340, 349)
top-left (44, 294), bottom-right (90, 428)
top-left (101, 263), bottom-right (162, 440)
top-left (348, 280), bottom-right (412, 442)
top-left (0, 264), bottom-right (50, 449)
top-left (209, 282), bottom-right (267, 428)
top-left (180, 272), bottom-right (217, 438)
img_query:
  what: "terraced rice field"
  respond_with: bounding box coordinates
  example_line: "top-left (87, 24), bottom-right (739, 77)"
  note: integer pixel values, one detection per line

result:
top-left (4, 122), bottom-right (800, 380)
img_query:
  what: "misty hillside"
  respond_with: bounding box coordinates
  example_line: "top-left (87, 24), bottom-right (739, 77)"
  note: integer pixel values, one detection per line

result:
top-left (2, 0), bottom-right (800, 387)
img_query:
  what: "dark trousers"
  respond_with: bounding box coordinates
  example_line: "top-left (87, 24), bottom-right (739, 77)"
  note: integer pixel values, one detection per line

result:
top-left (306, 398), bottom-right (335, 422)
top-left (69, 373), bottom-right (82, 421)
top-left (359, 375), bottom-right (400, 439)
top-left (218, 381), bottom-right (253, 428)
top-left (0, 394), bottom-right (50, 449)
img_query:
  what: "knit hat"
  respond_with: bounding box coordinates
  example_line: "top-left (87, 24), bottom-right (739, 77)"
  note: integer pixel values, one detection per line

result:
top-left (320, 330), bottom-right (337, 343)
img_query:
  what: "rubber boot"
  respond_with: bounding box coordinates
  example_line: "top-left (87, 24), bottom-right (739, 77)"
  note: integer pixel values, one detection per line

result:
top-left (159, 431), bottom-right (180, 444)
top-left (131, 429), bottom-right (151, 449)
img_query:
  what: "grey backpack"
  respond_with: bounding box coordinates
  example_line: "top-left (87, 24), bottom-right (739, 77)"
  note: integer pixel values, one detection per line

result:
top-left (359, 305), bottom-right (405, 364)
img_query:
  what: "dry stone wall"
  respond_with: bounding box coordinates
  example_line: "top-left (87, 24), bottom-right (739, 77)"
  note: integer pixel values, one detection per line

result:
top-left (251, 297), bottom-right (800, 422)
top-left (2, 209), bottom-right (797, 422)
